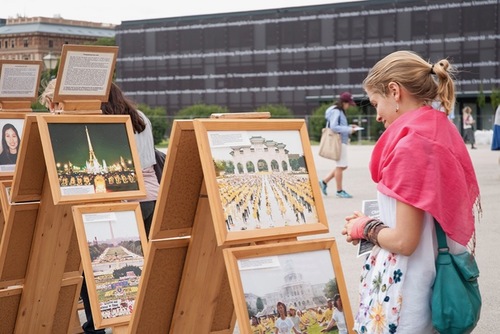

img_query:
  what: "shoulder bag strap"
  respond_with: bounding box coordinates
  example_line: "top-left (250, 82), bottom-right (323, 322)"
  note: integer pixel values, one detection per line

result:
top-left (434, 218), bottom-right (448, 251)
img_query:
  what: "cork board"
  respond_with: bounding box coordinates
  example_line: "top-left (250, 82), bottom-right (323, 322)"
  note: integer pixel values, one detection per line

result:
top-left (64, 214), bottom-right (82, 273)
top-left (128, 238), bottom-right (189, 334)
top-left (0, 202), bottom-right (39, 286)
top-left (150, 120), bottom-right (203, 240)
top-left (53, 276), bottom-right (82, 334)
top-left (210, 267), bottom-right (235, 332)
top-left (0, 286), bottom-right (22, 334)
top-left (10, 115), bottom-right (45, 203)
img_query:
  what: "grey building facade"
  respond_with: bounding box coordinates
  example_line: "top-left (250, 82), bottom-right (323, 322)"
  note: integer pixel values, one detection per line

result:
top-left (115, 0), bottom-right (500, 125)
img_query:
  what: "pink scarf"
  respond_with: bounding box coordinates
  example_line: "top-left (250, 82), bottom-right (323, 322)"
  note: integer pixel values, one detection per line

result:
top-left (370, 106), bottom-right (480, 246)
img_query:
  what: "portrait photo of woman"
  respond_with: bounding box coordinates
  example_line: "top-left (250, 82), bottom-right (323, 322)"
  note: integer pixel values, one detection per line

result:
top-left (0, 122), bottom-right (22, 166)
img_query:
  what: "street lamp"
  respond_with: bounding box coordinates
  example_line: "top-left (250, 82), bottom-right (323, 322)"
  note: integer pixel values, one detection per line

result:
top-left (43, 52), bottom-right (58, 76)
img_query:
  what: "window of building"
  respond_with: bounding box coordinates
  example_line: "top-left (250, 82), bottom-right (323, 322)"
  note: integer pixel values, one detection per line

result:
top-left (48, 40), bottom-right (54, 48)
top-left (4, 41), bottom-right (7, 48)
top-left (11, 39), bottom-right (15, 48)
top-left (23, 38), bottom-right (29, 47)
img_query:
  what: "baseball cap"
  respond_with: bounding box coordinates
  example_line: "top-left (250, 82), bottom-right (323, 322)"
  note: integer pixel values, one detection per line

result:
top-left (339, 92), bottom-right (356, 106)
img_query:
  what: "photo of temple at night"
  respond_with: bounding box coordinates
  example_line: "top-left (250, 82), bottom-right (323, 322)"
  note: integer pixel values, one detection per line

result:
top-left (47, 122), bottom-right (139, 195)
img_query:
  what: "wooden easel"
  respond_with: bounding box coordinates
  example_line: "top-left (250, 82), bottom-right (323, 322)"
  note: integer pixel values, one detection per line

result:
top-left (0, 46), bottom-right (127, 333)
top-left (130, 112), bottom-right (355, 333)
top-left (0, 114), bottom-right (84, 333)
top-left (0, 101), bottom-right (32, 112)
top-left (129, 120), bottom-right (236, 333)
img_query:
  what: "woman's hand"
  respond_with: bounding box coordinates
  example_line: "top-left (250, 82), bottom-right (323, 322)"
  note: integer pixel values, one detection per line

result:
top-left (341, 211), bottom-right (366, 245)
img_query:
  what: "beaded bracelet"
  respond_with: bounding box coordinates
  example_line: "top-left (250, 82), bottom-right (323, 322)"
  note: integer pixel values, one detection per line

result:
top-left (363, 218), bottom-right (388, 247)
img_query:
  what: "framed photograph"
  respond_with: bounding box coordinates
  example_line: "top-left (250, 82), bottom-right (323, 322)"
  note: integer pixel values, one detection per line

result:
top-left (72, 202), bottom-right (148, 329)
top-left (53, 44), bottom-right (118, 103)
top-left (37, 114), bottom-right (145, 204)
top-left (0, 113), bottom-right (26, 178)
top-left (193, 119), bottom-right (328, 245)
top-left (0, 60), bottom-right (42, 101)
top-left (223, 238), bottom-right (354, 334)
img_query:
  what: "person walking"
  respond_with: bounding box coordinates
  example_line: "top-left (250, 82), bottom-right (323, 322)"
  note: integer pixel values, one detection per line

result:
top-left (462, 106), bottom-right (477, 149)
top-left (341, 50), bottom-right (480, 333)
top-left (319, 92), bottom-right (359, 198)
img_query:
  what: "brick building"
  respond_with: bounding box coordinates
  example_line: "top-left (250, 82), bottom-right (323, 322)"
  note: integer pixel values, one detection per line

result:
top-left (0, 16), bottom-right (115, 66)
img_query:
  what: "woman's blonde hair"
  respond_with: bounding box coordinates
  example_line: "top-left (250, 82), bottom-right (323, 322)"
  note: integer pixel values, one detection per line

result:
top-left (39, 78), bottom-right (57, 109)
top-left (363, 50), bottom-right (456, 115)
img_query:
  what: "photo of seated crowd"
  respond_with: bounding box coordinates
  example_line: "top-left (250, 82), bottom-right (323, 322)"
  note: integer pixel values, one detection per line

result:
top-left (248, 295), bottom-right (347, 334)
top-left (210, 132), bottom-right (320, 232)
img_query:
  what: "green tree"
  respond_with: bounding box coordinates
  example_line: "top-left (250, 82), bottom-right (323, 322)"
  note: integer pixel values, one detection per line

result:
top-left (309, 104), bottom-right (331, 142)
top-left (112, 265), bottom-right (142, 279)
top-left (477, 85), bottom-right (486, 109)
top-left (247, 302), bottom-right (256, 318)
top-left (491, 87), bottom-right (500, 109)
top-left (225, 161), bottom-right (235, 174)
top-left (85, 37), bottom-right (116, 46)
top-left (176, 103), bottom-right (228, 119)
top-left (139, 104), bottom-right (169, 145)
top-left (254, 104), bottom-right (293, 118)
top-left (323, 278), bottom-right (339, 299)
top-left (256, 297), bottom-right (264, 313)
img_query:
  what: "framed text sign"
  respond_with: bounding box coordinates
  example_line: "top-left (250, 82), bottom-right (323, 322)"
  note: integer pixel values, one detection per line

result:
top-left (53, 44), bottom-right (118, 103)
top-left (0, 60), bottom-right (42, 102)
top-left (193, 119), bottom-right (328, 245)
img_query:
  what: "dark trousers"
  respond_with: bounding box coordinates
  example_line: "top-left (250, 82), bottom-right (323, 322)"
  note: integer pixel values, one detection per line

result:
top-left (81, 276), bottom-right (106, 334)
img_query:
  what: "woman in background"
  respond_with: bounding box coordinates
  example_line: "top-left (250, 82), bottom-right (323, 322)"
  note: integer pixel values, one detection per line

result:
top-left (101, 82), bottom-right (160, 236)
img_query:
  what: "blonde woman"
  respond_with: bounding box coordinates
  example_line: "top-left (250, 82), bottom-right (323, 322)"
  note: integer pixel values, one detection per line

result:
top-left (342, 51), bottom-right (480, 333)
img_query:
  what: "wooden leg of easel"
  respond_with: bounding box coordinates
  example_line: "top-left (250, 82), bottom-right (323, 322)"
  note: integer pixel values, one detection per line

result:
top-left (14, 176), bottom-right (75, 333)
top-left (170, 183), bottom-right (229, 333)
top-left (70, 300), bottom-right (84, 333)
top-left (112, 324), bottom-right (129, 334)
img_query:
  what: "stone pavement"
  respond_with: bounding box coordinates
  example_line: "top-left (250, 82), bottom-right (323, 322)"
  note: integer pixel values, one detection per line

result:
top-left (83, 143), bottom-right (499, 333)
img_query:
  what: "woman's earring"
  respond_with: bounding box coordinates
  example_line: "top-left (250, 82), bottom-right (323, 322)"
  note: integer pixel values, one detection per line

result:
top-left (395, 103), bottom-right (399, 112)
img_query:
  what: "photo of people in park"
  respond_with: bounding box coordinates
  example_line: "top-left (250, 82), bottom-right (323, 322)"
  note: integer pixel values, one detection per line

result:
top-left (207, 130), bottom-right (320, 232)
top-left (81, 210), bottom-right (145, 320)
top-left (47, 122), bottom-right (139, 196)
top-left (238, 250), bottom-right (346, 333)
top-left (0, 118), bottom-right (24, 171)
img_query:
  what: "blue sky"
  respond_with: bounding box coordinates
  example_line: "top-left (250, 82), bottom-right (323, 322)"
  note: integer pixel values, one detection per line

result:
top-left (2, 0), bottom-right (361, 25)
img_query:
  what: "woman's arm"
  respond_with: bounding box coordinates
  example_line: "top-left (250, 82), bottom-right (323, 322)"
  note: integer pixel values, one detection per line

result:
top-left (344, 200), bottom-right (424, 256)
top-left (377, 201), bottom-right (424, 255)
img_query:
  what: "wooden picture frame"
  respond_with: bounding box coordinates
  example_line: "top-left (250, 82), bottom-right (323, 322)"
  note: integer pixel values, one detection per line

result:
top-left (0, 113), bottom-right (27, 179)
top-left (223, 238), bottom-right (354, 334)
top-left (37, 114), bottom-right (145, 205)
top-left (53, 44), bottom-right (118, 103)
top-left (72, 202), bottom-right (148, 329)
top-left (193, 119), bottom-right (328, 245)
top-left (0, 60), bottom-right (42, 102)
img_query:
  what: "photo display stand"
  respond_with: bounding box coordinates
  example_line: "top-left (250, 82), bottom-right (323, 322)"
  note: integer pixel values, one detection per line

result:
top-left (0, 58), bottom-right (145, 333)
top-left (0, 60), bottom-right (42, 112)
top-left (130, 115), bottom-right (354, 333)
